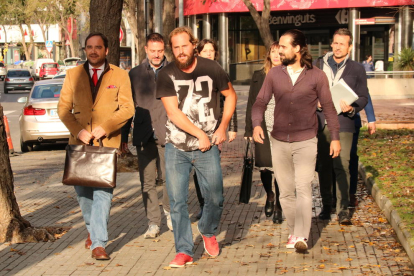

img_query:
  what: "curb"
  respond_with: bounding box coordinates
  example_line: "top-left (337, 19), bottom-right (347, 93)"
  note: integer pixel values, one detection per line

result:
top-left (359, 162), bottom-right (414, 265)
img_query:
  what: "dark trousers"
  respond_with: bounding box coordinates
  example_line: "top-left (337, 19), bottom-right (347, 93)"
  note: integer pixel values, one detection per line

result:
top-left (317, 127), bottom-right (353, 215)
top-left (349, 126), bottom-right (360, 195)
top-left (137, 138), bottom-right (170, 226)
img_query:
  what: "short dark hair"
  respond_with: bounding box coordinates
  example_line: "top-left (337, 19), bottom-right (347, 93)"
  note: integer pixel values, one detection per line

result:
top-left (365, 54), bottom-right (372, 60)
top-left (146, 33), bottom-right (164, 45)
top-left (281, 29), bottom-right (313, 69)
top-left (197, 39), bottom-right (219, 61)
top-left (85, 32), bottom-right (109, 49)
top-left (333, 28), bottom-right (353, 45)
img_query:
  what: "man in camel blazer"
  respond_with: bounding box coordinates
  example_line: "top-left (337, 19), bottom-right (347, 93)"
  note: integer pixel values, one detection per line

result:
top-left (58, 32), bottom-right (134, 260)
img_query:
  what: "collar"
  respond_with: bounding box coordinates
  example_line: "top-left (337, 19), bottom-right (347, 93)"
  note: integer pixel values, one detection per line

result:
top-left (88, 62), bottom-right (105, 72)
top-left (324, 52), bottom-right (349, 67)
top-left (286, 65), bottom-right (305, 74)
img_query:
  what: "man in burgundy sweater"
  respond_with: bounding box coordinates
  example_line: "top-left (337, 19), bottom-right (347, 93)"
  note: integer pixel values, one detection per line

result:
top-left (252, 29), bottom-right (340, 253)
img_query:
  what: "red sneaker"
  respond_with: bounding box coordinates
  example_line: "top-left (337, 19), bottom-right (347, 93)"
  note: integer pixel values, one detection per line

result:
top-left (197, 225), bottom-right (220, 257)
top-left (286, 235), bottom-right (296, 249)
top-left (169, 253), bottom-right (193, 268)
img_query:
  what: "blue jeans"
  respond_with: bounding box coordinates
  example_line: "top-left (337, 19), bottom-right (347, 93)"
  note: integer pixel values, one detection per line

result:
top-left (165, 143), bottom-right (224, 257)
top-left (74, 186), bottom-right (113, 250)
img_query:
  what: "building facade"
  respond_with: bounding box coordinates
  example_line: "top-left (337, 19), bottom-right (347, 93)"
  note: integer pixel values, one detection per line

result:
top-left (182, 0), bottom-right (414, 81)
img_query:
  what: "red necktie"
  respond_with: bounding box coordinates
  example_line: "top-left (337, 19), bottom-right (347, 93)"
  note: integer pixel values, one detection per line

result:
top-left (92, 68), bottom-right (100, 86)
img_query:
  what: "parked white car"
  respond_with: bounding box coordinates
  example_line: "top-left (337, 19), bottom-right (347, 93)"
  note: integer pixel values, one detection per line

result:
top-left (0, 62), bottom-right (7, 81)
top-left (58, 57), bottom-right (81, 73)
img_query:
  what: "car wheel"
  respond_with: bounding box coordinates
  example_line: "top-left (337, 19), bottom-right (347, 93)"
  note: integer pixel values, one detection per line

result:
top-left (4, 89), bottom-right (8, 94)
top-left (20, 138), bottom-right (33, 152)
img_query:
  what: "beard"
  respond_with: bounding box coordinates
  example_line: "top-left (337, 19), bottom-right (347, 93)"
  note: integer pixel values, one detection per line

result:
top-left (281, 54), bottom-right (297, 66)
top-left (149, 57), bottom-right (163, 67)
top-left (174, 53), bottom-right (195, 70)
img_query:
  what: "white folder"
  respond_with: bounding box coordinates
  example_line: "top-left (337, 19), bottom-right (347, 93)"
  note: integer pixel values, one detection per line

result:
top-left (330, 79), bottom-right (359, 115)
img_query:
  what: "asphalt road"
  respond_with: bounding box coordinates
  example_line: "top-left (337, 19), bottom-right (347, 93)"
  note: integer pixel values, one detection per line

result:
top-left (0, 80), bottom-right (67, 153)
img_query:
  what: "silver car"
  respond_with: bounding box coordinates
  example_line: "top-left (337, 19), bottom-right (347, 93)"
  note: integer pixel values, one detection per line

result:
top-left (4, 69), bottom-right (34, 93)
top-left (18, 79), bottom-right (70, 152)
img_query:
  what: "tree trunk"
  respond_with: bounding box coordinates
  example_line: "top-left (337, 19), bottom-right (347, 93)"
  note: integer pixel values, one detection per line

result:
top-left (18, 24), bottom-right (30, 61)
top-left (89, 0), bottom-right (124, 66)
top-left (68, 16), bottom-right (76, 57)
top-left (26, 24), bottom-right (34, 59)
top-left (0, 105), bottom-right (62, 243)
top-left (162, 0), bottom-right (175, 61)
top-left (242, 0), bottom-right (273, 49)
top-left (136, 0), bottom-right (146, 64)
top-left (124, 0), bottom-right (140, 65)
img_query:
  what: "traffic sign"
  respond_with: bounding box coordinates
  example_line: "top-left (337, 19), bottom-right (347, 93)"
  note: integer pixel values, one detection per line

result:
top-left (45, 40), bottom-right (53, 53)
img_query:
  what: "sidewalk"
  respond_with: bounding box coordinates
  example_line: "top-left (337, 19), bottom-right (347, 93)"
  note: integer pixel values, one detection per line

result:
top-left (1, 94), bottom-right (414, 275)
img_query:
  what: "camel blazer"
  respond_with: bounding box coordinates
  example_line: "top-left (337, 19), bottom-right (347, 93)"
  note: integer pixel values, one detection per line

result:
top-left (58, 63), bottom-right (135, 148)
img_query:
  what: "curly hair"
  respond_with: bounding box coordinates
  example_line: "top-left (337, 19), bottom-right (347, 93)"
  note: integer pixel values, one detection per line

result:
top-left (168, 26), bottom-right (198, 48)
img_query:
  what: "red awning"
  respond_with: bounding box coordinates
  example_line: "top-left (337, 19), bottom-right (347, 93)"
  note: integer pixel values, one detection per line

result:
top-left (182, 0), bottom-right (411, 15)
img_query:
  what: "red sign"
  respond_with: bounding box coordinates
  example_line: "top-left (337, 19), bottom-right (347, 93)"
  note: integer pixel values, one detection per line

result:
top-left (183, 0), bottom-right (413, 15)
top-left (14, 50), bottom-right (20, 62)
top-left (355, 18), bottom-right (375, 25)
top-left (119, 28), bottom-right (124, 42)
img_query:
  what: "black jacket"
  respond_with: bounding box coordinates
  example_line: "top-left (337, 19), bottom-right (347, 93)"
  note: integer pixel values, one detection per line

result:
top-left (123, 58), bottom-right (169, 146)
top-left (244, 69), bottom-right (272, 168)
top-left (315, 54), bottom-right (369, 133)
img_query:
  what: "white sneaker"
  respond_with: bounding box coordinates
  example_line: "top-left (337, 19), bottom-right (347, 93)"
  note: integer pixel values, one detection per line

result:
top-left (164, 209), bottom-right (173, 231)
top-left (286, 235), bottom-right (296, 249)
top-left (294, 237), bottom-right (308, 253)
top-left (144, 225), bottom-right (160, 239)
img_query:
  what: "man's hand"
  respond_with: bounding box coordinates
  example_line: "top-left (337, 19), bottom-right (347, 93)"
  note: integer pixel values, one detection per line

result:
top-left (340, 100), bottom-right (354, 113)
top-left (198, 132), bottom-right (212, 152)
top-left (228, 131), bottom-right (237, 142)
top-left (317, 101), bottom-right (322, 109)
top-left (253, 126), bottom-right (265, 144)
top-left (78, 129), bottom-right (93, 144)
top-left (368, 122), bottom-right (376, 135)
top-left (91, 126), bottom-right (107, 140)
top-left (120, 142), bottom-right (130, 154)
top-left (330, 140), bottom-right (341, 158)
top-left (212, 126), bottom-right (227, 145)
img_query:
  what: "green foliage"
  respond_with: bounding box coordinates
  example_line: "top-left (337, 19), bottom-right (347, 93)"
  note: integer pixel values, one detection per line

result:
top-left (395, 48), bottom-right (414, 71)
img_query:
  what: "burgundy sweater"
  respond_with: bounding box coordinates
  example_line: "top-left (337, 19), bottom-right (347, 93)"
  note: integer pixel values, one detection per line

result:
top-left (252, 65), bottom-right (340, 142)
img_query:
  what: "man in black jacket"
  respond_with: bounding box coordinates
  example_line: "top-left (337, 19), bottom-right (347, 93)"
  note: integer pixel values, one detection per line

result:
top-left (316, 28), bottom-right (368, 225)
top-left (122, 33), bottom-right (171, 238)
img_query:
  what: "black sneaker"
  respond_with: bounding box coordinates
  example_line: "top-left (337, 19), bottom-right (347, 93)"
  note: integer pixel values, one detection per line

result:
top-left (318, 206), bottom-right (332, 220)
top-left (338, 212), bottom-right (352, 225)
top-left (273, 209), bottom-right (283, 224)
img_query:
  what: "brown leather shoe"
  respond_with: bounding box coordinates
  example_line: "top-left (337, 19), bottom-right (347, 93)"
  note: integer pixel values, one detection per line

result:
top-left (92, 247), bottom-right (110, 260)
top-left (85, 233), bottom-right (92, 249)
